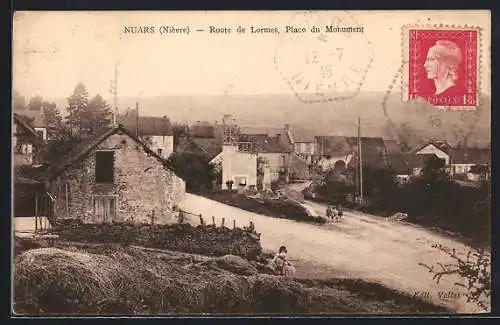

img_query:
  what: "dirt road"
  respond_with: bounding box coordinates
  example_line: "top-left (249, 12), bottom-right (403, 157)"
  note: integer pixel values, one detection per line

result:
top-left (179, 193), bottom-right (487, 313)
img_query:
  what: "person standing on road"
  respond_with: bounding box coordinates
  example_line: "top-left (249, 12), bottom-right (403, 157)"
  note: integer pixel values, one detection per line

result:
top-left (326, 206), bottom-right (333, 222)
top-left (338, 204), bottom-right (344, 220)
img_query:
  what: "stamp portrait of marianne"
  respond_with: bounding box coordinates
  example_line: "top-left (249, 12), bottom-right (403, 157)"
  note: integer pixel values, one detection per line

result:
top-left (403, 27), bottom-right (480, 108)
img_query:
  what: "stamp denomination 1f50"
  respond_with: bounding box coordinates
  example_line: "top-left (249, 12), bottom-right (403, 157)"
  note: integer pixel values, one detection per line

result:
top-left (402, 26), bottom-right (480, 109)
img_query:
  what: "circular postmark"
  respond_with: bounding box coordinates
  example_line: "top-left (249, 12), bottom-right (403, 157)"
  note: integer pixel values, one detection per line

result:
top-left (381, 61), bottom-right (488, 145)
top-left (274, 11), bottom-right (374, 104)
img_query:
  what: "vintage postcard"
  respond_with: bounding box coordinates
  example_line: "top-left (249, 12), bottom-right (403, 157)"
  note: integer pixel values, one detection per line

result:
top-left (12, 11), bottom-right (491, 316)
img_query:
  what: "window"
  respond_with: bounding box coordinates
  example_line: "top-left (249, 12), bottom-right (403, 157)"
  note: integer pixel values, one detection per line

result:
top-left (234, 176), bottom-right (247, 186)
top-left (157, 148), bottom-right (163, 156)
top-left (92, 195), bottom-right (117, 223)
top-left (281, 155), bottom-right (286, 166)
top-left (95, 151), bottom-right (115, 183)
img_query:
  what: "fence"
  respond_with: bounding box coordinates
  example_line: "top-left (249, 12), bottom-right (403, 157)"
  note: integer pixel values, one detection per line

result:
top-left (176, 207), bottom-right (257, 232)
top-left (53, 210), bottom-right (262, 260)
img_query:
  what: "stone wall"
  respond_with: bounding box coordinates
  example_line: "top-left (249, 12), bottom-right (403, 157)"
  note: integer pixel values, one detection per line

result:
top-left (53, 219), bottom-right (262, 260)
top-left (48, 131), bottom-right (186, 224)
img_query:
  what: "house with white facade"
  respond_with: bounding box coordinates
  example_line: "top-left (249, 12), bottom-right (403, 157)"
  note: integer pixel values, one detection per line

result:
top-left (414, 141), bottom-right (490, 181)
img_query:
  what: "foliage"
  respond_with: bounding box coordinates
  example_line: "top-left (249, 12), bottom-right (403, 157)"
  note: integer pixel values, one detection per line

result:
top-left (65, 83), bottom-right (89, 136)
top-left (13, 91), bottom-right (26, 111)
top-left (63, 83), bottom-right (112, 138)
top-left (419, 244), bottom-right (490, 311)
top-left (167, 152), bottom-right (217, 192)
top-left (41, 101), bottom-right (65, 139)
top-left (172, 123), bottom-right (189, 148)
top-left (83, 94), bottom-right (113, 134)
top-left (384, 121), bottom-right (424, 153)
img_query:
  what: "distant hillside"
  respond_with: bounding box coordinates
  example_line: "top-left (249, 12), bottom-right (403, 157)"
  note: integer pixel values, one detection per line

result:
top-left (47, 92), bottom-right (491, 147)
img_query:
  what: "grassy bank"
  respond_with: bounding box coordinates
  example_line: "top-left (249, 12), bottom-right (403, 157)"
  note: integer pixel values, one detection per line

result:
top-left (199, 191), bottom-right (326, 223)
top-left (13, 237), bottom-right (451, 315)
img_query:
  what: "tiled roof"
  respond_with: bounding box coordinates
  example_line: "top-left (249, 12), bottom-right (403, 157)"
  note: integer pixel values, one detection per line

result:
top-left (383, 139), bottom-right (402, 154)
top-left (42, 125), bottom-right (175, 181)
top-left (240, 134), bottom-right (291, 153)
top-left (449, 147), bottom-right (490, 165)
top-left (289, 154), bottom-right (311, 180)
top-left (291, 128), bottom-right (315, 143)
top-left (192, 138), bottom-right (222, 160)
top-left (413, 141), bottom-right (452, 154)
top-left (118, 113), bottom-right (173, 136)
top-left (191, 121), bottom-right (216, 138)
top-left (384, 154), bottom-right (411, 174)
top-left (344, 137), bottom-right (386, 155)
top-left (315, 136), bottom-right (351, 156)
top-left (14, 109), bottom-right (46, 128)
top-left (240, 126), bottom-right (283, 136)
top-left (14, 113), bottom-right (40, 139)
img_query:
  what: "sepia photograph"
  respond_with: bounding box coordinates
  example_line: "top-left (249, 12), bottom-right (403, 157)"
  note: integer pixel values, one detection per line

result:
top-left (11, 10), bottom-right (491, 316)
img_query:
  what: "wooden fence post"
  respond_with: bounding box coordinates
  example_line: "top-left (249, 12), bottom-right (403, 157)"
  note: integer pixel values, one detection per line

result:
top-left (221, 217), bottom-right (225, 228)
top-left (233, 219), bottom-right (236, 229)
top-left (212, 216), bottom-right (215, 226)
top-left (35, 194), bottom-right (39, 233)
top-left (199, 214), bottom-right (204, 225)
top-left (151, 210), bottom-right (156, 225)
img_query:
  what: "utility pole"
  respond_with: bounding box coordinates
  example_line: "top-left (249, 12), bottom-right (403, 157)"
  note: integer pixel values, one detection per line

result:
top-left (135, 102), bottom-right (139, 137)
top-left (109, 63), bottom-right (119, 126)
top-left (358, 117), bottom-right (363, 202)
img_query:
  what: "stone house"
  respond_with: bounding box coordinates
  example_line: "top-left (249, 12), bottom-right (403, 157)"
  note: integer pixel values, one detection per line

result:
top-left (13, 113), bottom-right (45, 166)
top-left (289, 127), bottom-right (316, 164)
top-left (41, 124), bottom-right (185, 224)
top-left (118, 109), bottom-right (174, 159)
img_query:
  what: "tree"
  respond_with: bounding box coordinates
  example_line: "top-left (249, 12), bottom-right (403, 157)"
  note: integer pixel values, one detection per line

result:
top-left (384, 121), bottom-right (423, 153)
top-left (65, 83), bottom-right (89, 136)
top-left (420, 154), bottom-right (449, 182)
top-left (166, 152), bottom-right (217, 192)
top-left (27, 95), bottom-right (44, 111)
top-left (172, 123), bottom-right (189, 148)
top-left (41, 101), bottom-right (65, 139)
top-left (83, 94), bottom-right (112, 134)
top-left (13, 91), bottom-right (26, 111)
top-left (419, 244), bottom-right (490, 312)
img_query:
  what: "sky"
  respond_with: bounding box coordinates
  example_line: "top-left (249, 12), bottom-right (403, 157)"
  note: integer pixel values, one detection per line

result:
top-left (13, 11), bottom-right (491, 100)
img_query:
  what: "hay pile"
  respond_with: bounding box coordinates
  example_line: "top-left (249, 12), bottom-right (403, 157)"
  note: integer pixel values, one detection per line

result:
top-left (13, 244), bottom-right (452, 315)
top-left (13, 246), bottom-right (314, 315)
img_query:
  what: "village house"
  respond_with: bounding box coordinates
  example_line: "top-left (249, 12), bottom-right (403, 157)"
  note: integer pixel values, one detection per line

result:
top-left (406, 153), bottom-right (444, 177)
top-left (314, 136), bottom-right (354, 171)
top-left (40, 124), bottom-right (185, 224)
top-left (239, 128), bottom-right (293, 181)
top-left (118, 109), bottom-right (174, 159)
top-left (214, 120), bottom-right (307, 190)
top-left (414, 141), bottom-right (452, 165)
top-left (285, 126), bottom-right (315, 164)
top-left (175, 121), bottom-right (224, 161)
top-left (13, 113), bottom-right (45, 166)
top-left (13, 113), bottom-right (48, 221)
top-left (414, 141), bottom-right (491, 181)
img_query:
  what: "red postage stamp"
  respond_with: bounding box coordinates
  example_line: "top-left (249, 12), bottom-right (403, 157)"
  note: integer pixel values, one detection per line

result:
top-left (402, 26), bottom-right (480, 109)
